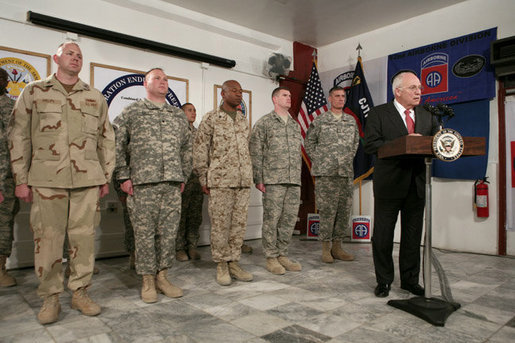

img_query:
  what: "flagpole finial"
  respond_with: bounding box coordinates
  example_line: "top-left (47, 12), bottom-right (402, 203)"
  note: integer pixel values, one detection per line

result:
top-left (356, 43), bottom-right (362, 57)
top-left (312, 49), bottom-right (318, 67)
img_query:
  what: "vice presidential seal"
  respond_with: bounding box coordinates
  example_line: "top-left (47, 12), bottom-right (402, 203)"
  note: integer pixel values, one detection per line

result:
top-left (432, 128), bottom-right (464, 162)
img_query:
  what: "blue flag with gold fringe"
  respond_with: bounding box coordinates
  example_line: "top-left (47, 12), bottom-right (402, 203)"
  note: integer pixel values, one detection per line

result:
top-left (345, 57), bottom-right (375, 181)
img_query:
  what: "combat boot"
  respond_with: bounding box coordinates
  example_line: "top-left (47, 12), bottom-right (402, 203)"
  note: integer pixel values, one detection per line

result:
top-left (216, 262), bottom-right (231, 286)
top-left (331, 240), bottom-right (355, 261)
top-left (176, 250), bottom-right (189, 262)
top-left (266, 257), bottom-right (285, 275)
top-left (188, 247), bottom-right (201, 260)
top-left (241, 243), bottom-right (253, 254)
top-left (228, 261), bottom-right (253, 281)
top-left (156, 269), bottom-right (183, 298)
top-left (71, 287), bottom-right (101, 316)
top-left (38, 294), bottom-right (61, 324)
top-left (322, 241), bottom-right (334, 263)
top-left (278, 256), bottom-right (302, 271)
top-left (141, 274), bottom-right (158, 303)
top-left (0, 255), bottom-right (16, 287)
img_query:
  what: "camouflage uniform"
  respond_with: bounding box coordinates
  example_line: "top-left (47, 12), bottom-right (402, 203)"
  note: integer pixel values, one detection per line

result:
top-left (113, 170), bottom-right (134, 254)
top-left (249, 111), bottom-right (301, 258)
top-left (305, 110), bottom-right (359, 241)
top-left (176, 126), bottom-right (203, 252)
top-left (0, 94), bottom-right (20, 257)
top-left (114, 98), bottom-right (192, 275)
top-left (8, 74), bottom-right (115, 297)
top-left (193, 106), bottom-right (252, 263)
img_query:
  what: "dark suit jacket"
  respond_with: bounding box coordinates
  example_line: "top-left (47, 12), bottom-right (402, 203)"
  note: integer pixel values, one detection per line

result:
top-left (364, 102), bottom-right (439, 200)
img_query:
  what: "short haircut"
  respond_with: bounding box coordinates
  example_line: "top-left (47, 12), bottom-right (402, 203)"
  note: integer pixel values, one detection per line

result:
top-left (144, 67), bottom-right (165, 81)
top-left (391, 70), bottom-right (418, 96)
top-left (328, 86), bottom-right (345, 96)
top-left (222, 80), bottom-right (240, 92)
top-left (181, 102), bottom-right (194, 110)
top-left (0, 68), bottom-right (8, 94)
top-left (271, 86), bottom-right (290, 99)
top-left (56, 41), bottom-right (80, 56)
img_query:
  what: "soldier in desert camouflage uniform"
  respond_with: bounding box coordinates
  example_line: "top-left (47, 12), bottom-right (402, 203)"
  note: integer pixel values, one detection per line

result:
top-left (194, 80), bottom-right (253, 286)
top-left (8, 42), bottom-right (115, 324)
top-left (250, 87), bottom-right (302, 275)
top-left (0, 67), bottom-right (19, 287)
top-left (114, 68), bottom-right (191, 303)
top-left (305, 86), bottom-right (359, 263)
top-left (176, 103), bottom-right (203, 262)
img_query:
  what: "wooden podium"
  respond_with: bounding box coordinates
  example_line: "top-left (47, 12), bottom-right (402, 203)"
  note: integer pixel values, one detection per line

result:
top-left (377, 135), bottom-right (486, 326)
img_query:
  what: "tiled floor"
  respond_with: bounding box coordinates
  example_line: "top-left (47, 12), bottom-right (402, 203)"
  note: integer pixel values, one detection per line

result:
top-left (1, 238), bottom-right (514, 342)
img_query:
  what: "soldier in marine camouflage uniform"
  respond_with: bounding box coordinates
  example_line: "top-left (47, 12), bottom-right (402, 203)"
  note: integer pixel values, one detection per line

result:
top-left (0, 67), bottom-right (19, 287)
top-left (176, 103), bottom-right (203, 262)
top-left (305, 86), bottom-right (359, 264)
top-left (8, 42), bottom-right (115, 324)
top-left (249, 87), bottom-right (302, 275)
top-left (114, 68), bottom-right (191, 303)
top-left (194, 80), bottom-right (253, 286)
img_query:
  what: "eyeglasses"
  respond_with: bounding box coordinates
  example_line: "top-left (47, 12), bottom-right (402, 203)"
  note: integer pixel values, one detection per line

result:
top-left (401, 85), bottom-right (424, 92)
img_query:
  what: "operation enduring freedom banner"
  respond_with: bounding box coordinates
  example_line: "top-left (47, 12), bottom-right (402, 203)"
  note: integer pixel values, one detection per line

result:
top-left (387, 27), bottom-right (497, 105)
top-left (90, 63), bottom-right (189, 122)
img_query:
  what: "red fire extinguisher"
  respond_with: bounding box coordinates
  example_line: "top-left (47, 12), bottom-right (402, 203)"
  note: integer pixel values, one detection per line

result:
top-left (474, 177), bottom-right (489, 218)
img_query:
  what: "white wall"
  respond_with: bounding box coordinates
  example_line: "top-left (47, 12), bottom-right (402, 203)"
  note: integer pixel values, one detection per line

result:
top-left (1, 0), bottom-right (288, 267)
top-left (319, 0), bottom-right (515, 255)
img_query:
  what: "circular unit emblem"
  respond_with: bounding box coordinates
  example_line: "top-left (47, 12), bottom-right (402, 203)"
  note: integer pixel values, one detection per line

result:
top-left (0, 57), bottom-right (41, 100)
top-left (432, 128), bottom-right (464, 162)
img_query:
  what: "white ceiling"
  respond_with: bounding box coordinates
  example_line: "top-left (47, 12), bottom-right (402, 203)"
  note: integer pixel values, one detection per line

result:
top-left (161, 0), bottom-right (467, 47)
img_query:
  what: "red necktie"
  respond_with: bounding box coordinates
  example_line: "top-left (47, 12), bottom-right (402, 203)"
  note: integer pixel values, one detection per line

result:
top-left (404, 109), bottom-right (415, 134)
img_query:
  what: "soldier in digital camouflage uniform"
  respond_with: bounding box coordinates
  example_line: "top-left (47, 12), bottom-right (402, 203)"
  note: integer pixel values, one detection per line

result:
top-left (305, 86), bottom-right (359, 263)
top-left (0, 67), bottom-right (19, 287)
top-left (250, 87), bottom-right (302, 275)
top-left (8, 42), bottom-right (115, 324)
top-left (194, 80), bottom-right (253, 286)
top-left (114, 68), bottom-right (191, 303)
top-left (176, 103), bottom-right (203, 262)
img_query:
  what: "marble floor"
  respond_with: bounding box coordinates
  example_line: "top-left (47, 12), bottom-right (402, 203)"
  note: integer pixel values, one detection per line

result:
top-left (0, 238), bottom-right (514, 343)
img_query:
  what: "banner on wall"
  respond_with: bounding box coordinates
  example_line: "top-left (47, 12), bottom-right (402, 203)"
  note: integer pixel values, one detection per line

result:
top-left (90, 63), bottom-right (188, 122)
top-left (387, 27), bottom-right (497, 105)
top-left (0, 46), bottom-right (51, 100)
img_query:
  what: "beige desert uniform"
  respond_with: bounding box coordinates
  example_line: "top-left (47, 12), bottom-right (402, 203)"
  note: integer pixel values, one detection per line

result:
top-left (8, 74), bottom-right (115, 297)
top-left (193, 106), bottom-right (252, 262)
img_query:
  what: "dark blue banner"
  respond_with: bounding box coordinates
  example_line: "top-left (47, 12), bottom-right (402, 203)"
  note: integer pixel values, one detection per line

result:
top-left (432, 99), bottom-right (489, 180)
top-left (387, 28), bottom-right (497, 105)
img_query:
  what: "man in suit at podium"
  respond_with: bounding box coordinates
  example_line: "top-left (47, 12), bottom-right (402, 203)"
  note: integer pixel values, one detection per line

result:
top-left (364, 71), bottom-right (439, 298)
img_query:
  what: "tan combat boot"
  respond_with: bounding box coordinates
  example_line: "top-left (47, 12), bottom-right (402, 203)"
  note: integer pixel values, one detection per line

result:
top-left (322, 241), bottom-right (334, 263)
top-left (176, 250), bottom-right (189, 262)
top-left (141, 274), bottom-right (158, 303)
top-left (0, 255), bottom-right (16, 287)
top-left (188, 247), bottom-right (201, 260)
top-left (228, 261), bottom-right (253, 281)
top-left (278, 256), bottom-right (302, 271)
top-left (216, 262), bottom-right (231, 286)
top-left (331, 240), bottom-right (355, 261)
top-left (156, 269), bottom-right (183, 298)
top-left (71, 287), bottom-right (101, 316)
top-left (38, 294), bottom-right (61, 324)
top-left (266, 257), bottom-right (286, 275)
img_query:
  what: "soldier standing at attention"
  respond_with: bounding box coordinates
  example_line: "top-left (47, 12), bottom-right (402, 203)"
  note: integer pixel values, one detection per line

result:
top-left (114, 68), bottom-right (192, 303)
top-left (176, 103), bottom-right (203, 262)
top-left (305, 86), bottom-right (359, 263)
top-left (0, 67), bottom-right (19, 287)
top-left (194, 80), bottom-right (253, 286)
top-left (250, 87), bottom-right (302, 275)
top-left (8, 42), bottom-right (115, 324)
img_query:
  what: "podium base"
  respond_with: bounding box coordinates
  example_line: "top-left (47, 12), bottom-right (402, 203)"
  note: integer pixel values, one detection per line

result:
top-left (387, 297), bottom-right (461, 326)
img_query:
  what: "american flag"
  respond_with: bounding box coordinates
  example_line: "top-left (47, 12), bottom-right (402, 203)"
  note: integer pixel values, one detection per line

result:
top-left (297, 62), bottom-right (328, 170)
